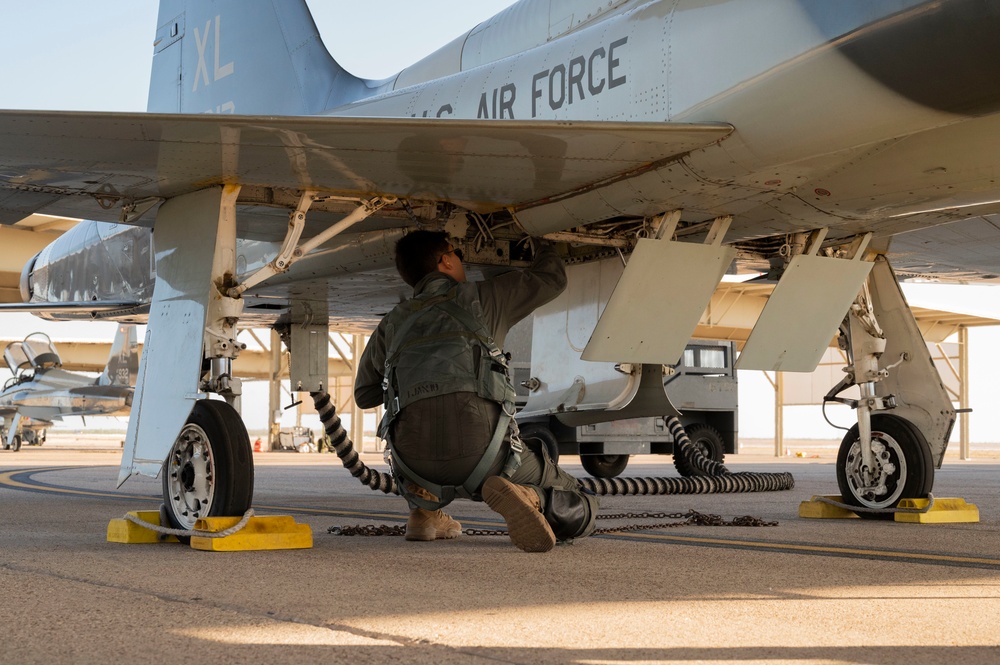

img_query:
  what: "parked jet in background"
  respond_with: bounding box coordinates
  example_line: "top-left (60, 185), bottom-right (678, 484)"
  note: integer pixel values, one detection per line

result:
top-left (0, 325), bottom-right (137, 451)
top-left (0, 0), bottom-right (997, 527)
top-left (0, 416), bottom-right (52, 452)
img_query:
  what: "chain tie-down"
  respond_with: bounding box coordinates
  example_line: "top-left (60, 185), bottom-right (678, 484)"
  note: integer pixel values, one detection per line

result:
top-left (328, 509), bottom-right (777, 537)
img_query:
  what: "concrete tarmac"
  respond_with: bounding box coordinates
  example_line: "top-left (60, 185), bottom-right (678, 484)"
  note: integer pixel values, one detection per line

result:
top-left (2, 436), bottom-right (1000, 664)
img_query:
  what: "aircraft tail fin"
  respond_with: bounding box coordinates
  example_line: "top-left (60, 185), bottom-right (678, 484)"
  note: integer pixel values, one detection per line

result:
top-left (98, 325), bottom-right (139, 388)
top-left (148, 0), bottom-right (370, 115)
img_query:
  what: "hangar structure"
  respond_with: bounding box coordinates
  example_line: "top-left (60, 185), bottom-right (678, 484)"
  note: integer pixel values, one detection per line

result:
top-left (0, 328), bottom-right (366, 451)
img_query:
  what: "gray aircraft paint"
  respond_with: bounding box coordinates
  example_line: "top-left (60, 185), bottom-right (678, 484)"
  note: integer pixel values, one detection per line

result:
top-left (18, 0), bottom-right (1000, 327)
top-left (143, 0), bottom-right (976, 237)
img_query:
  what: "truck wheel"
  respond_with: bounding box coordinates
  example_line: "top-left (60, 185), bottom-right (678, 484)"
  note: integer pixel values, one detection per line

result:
top-left (581, 454), bottom-right (629, 478)
top-left (673, 423), bottom-right (725, 477)
top-left (518, 423), bottom-right (559, 464)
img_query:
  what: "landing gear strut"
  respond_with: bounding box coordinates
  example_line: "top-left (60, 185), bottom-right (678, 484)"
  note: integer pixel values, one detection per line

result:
top-left (827, 257), bottom-right (953, 518)
top-left (120, 186), bottom-right (391, 524)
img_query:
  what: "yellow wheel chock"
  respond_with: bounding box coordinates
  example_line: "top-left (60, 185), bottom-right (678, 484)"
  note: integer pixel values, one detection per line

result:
top-left (107, 510), bottom-right (313, 550)
top-left (799, 495), bottom-right (979, 523)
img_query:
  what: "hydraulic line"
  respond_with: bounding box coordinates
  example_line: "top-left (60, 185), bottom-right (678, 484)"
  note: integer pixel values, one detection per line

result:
top-left (310, 391), bottom-right (794, 497)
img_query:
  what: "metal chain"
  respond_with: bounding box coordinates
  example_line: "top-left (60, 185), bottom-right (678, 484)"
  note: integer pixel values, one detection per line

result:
top-left (328, 509), bottom-right (777, 536)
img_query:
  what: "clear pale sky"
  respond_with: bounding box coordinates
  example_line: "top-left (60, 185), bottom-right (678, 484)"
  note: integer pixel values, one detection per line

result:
top-left (0, 1), bottom-right (518, 110)
top-left (2, 1), bottom-right (1000, 447)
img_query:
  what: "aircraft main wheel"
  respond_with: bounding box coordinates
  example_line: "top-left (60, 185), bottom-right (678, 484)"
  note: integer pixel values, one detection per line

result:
top-left (162, 399), bottom-right (254, 531)
top-left (581, 454), bottom-right (629, 478)
top-left (672, 423), bottom-right (726, 477)
top-left (518, 423), bottom-right (559, 464)
top-left (9, 435), bottom-right (21, 452)
top-left (836, 414), bottom-right (933, 520)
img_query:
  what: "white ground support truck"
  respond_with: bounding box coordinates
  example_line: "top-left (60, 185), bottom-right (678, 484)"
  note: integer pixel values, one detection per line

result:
top-left (506, 291), bottom-right (738, 479)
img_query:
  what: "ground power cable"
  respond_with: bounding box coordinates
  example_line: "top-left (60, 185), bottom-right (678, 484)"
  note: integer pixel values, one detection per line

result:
top-left (310, 391), bottom-right (795, 499)
top-left (576, 416), bottom-right (795, 495)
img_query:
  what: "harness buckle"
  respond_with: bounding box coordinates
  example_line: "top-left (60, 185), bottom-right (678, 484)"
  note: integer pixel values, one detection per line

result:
top-left (509, 430), bottom-right (524, 455)
top-left (501, 423), bottom-right (524, 479)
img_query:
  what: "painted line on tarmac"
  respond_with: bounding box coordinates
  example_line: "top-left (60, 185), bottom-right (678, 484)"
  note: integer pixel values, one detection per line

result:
top-left (0, 467), bottom-right (505, 528)
top-left (609, 531), bottom-right (1000, 570)
top-left (0, 467), bottom-right (152, 500)
top-left (8, 467), bottom-right (1000, 567)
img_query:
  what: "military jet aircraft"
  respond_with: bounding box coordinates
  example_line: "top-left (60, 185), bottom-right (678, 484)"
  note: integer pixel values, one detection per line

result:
top-left (0, 325), bottom-right (137, 451)
top-left (0, 0), bottom-right (994, 527)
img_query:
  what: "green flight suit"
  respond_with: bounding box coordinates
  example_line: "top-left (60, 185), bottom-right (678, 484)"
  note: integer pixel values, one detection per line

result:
top-left (355, 243), bottom-right (598, 539)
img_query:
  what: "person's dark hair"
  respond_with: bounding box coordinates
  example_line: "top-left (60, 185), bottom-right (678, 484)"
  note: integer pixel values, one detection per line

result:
top-left (395, 230), bottom-right (452, 287)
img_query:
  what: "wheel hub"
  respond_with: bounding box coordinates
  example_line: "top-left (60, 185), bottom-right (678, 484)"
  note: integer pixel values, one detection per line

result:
top-left (165, 424), bottom-right (215, 529)
top-left (845, 433), bottom-right (906, 507)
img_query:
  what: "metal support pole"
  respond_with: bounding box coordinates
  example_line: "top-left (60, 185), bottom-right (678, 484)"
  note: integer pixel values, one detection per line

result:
top-left (775, 371), bottom-right (785, 458)
top-left (268, 329), bottom-right (282, 451)
top-left (960, 325), bottom-right (970, 460)
top-left (351, 334), bottom-right (365, 453)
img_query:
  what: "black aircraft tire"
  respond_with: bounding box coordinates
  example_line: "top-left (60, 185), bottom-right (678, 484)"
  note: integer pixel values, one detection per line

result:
top-left (518, 423), bottom-right (560, 464)
top-left (836, 414), bottom-right (934, 520)
top-left (581, 454), bottom-right (629, 478)
top-left (161, 399), bottom-right (254, 532)
top-left (672, 423), bottom-right (726, 477)
top-left (9, 435), bottom-right (21, 452)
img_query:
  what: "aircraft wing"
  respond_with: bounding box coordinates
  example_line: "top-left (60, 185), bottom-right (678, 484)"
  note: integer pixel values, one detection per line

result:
top-left (0, 301), bottom-right (145, 315)
top-left (0, 110), bottom-right (732, 226)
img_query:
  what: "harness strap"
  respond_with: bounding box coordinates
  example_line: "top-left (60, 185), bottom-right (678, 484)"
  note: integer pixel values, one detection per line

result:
top-left (385, 296), bottom-right (495, 369)
top-left (390, 451), bottom-right (455, 510)
top-left (381, 288), bottom-right (511, 435)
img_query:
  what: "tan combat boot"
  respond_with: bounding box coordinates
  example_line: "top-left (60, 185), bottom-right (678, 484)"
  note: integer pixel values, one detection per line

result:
top-left (482, 476), bottom-right (556, 553)
top-left (405, 484), bottom-right (462, 541)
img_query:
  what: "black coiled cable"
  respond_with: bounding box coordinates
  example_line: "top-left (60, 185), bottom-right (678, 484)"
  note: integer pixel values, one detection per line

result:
top-left (312, 391), bottom-right (398, 495)
top-left (577, 417), bottom-right (794, 495)
top-left (310, 391), bottom-right (793, 497)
